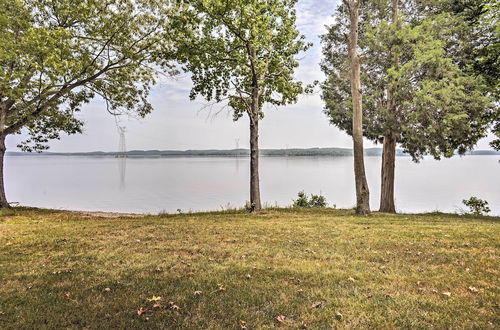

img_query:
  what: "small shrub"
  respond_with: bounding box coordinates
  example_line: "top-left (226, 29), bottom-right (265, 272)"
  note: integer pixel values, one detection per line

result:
top-left (462, 196), bottom-right (491, 215)
top-left (293, 191), bottom-right (328, 208)
top-left (310, 194), bottom-right (327, 208)
top-left (293, 191), bottom-right (310, 208)
top-left (245, 201), bottom-right (256, 212)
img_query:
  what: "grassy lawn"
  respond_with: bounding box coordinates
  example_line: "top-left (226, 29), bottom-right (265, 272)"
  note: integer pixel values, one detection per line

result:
top-left (0, 207), bottom-right (498, 329)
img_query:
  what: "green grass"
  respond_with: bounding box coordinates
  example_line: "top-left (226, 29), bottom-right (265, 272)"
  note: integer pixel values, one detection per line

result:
top-left (0, 207), bottom-right (499, 329)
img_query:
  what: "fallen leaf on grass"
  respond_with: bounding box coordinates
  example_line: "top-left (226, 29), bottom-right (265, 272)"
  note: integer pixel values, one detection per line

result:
top-left (276, 315), bottom-right (286, 323)
top-left (239, 320), bottom-right (247, 329)
top-left (468, 286), bottom-right (479, 293)
top-left (384, 293), bottom-right (392, 299)
top-left (194, 290), bottom-right (202, 296)
top-left (218, 285), bottom-right (227, 292)
top-left (246, 274), bottom-right (252, 279)
top-left (103, 288), bottom-right (111, 292)
top-left (53, 269), bottom-right (72, 275)
top-left (311, 301), bottom-right (322, 308)
top-left (63, 292), bottom-right (71, 299)
top-left (168, 302), bottom-right (180, 311)
top-left (301, 322), bottom-right (309, 329)
top-left (137, 307), bottom-right (147, 315)
top-left (335, 312), bottom-right (343, 321)
top-left (347, 277), bottom-right (355, 282)
top-left (442, 291), bottom-right (451, 297)
top-left (152, 303), bottom-right (161, 309)
top-left (147, 296), bottom-right (162, 302)
top-left (365, 293), bottom-right (373, 298)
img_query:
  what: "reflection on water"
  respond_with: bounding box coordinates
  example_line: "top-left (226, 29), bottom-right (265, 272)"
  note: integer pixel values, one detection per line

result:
top-left (118, 157), bottom-right (126, 189)
top-left (6, 155), bottom-right (500, 215)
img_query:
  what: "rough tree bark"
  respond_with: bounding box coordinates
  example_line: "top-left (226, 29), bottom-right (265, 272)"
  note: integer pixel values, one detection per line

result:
top-left (379, 133), bottom-right (396, 212)
top-left (344, 0), bottom-right (370, 215)
top-left (248, 85), bottom-right (262, 212)
top-left (379, 0), bottom-right (399, 213)
top-left (0, 111), bottom-right (9, 208)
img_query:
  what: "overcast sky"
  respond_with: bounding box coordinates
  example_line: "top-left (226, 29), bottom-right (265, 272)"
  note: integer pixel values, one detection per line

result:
top-left (6, 0), bottom-right (495, 153)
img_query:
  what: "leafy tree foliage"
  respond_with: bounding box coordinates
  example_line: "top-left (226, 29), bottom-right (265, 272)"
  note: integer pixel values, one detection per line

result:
top-left (0, 0), bottom-right (179, 207)
top-left (321, 0), bottom-right (495, 212)
top-left (178, 0), bottom-right (310, 211)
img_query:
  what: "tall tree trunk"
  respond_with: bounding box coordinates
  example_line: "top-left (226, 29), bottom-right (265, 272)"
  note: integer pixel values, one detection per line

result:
top-left (248, 80), bottom-right (262, 212)
top-left (378, 0), bottom-right (399, 213)
top-left (0, 133), bottom-right (9, 209)
top-left (249, 112), bottom-right (261, 212)
top-left (379, 133), bottom-right (396, 212)
top-left (345, 0), bottom-right (370, 215)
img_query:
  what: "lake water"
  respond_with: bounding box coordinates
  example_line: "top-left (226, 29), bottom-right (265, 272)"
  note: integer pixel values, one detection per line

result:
top-left (5, 155), bottom-right (500, 215)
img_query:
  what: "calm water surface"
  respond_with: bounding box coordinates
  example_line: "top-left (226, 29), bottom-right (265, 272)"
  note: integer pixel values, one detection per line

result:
top-left (6, 155), bottom-right (500, 215)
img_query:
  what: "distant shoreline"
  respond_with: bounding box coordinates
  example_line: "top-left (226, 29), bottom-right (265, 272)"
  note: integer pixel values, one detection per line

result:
top-left (7, 147), bottom-right (500, 158)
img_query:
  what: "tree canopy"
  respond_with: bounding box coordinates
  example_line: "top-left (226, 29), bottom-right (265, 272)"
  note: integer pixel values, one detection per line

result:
top-left (0, 0), bottom-right (178, 152)
top-left (178, 0), bottom-right (310, 121)
top-left (321, 0), bottom-right (495, 161)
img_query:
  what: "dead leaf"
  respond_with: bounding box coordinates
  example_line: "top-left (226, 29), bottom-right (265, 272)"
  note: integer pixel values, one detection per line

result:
top-left (168, 302), bottom-right (180, 311)
top-left (276, 315), bottom-right (286, 323)
top-left (468, 286), bottom-right (479, 293)
top-left (384, 293), bottom-right (392, 299)
top-left (347, 277), bottom-right (355, 282)
top-left (63, 292), bottom-right (71, 299)
top-left (246, 274), bottom-right (252, 279)
top-left (335, 312), bottom-right (343, 321)
top-left (147, 295), bottom-right (162, 302)
top-left (442, 291), bottom-right (451, 297)
top-left (311, 301), bottom-right (322, 309)
top-left (218, 285), bottom-right (227, 292)
top-left (152, 303), bottom-right (161, 309)
top-left (365, 293), bottom-right (373, 298)
top-left (239, 320), bottom-right (247, 329)
top-left (301, 322), bottom-right (309, 329)
top-left (137, 307), bottom-right (147, 316)
top-left (103, 288), bottom-right (111, 292)
top-left (194, 290), bottom-right (202, 296)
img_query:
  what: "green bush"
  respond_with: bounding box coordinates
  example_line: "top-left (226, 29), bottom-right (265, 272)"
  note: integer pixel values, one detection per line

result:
top-left (293, 191), bottom-right (327, 208)
top-left (462, 196), bottom-right (491, 215)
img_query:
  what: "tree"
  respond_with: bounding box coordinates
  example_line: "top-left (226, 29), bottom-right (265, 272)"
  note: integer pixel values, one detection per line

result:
top-left (0, 0), bottom-right (179, 208)
top-left (321, 0), bottom-right (494, 213)
top-left (178, 0), bottom-right (310, 212)
top-left (341, 0), bottom-right (371, 215)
